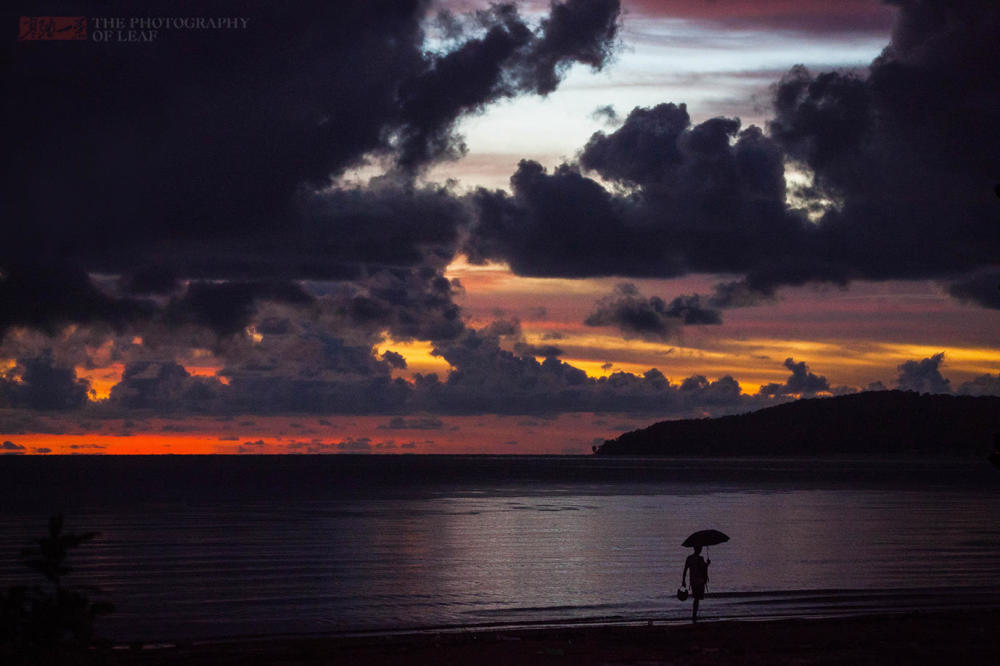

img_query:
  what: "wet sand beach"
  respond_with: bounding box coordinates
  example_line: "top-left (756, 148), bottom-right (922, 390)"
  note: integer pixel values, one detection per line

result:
top-left (104, 609), bottom-right (1000, 665)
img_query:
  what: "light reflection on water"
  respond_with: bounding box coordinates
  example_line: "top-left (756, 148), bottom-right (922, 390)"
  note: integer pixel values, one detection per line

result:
top-left (0, 456), bottom-right (998, 640)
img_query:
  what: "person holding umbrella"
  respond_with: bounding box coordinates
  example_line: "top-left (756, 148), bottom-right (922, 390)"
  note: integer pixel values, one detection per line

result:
top-left (680, 529), bottom-right (728, 623)
top-left (681, 546), bottom-right (709, 622)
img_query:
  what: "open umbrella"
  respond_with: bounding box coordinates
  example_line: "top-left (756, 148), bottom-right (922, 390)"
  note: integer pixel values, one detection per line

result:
top-left (682, 529), bottom-right (729, 548)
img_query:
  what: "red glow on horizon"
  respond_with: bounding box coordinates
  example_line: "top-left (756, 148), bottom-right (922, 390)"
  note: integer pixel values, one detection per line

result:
top-left (1, 414), bottom-right (622, 456)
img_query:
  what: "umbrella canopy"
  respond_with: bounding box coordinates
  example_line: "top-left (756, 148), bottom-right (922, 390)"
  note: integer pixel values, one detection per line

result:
top-left (682, 529), bottom-right (729, 548)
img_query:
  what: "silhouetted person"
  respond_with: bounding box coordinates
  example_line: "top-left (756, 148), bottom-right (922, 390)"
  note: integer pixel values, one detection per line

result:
top-left (681, 545), bottom-right (710, 622)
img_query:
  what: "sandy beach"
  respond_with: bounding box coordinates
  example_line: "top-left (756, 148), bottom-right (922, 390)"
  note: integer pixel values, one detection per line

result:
top-left (100, 610), bottom-right (1000, 665)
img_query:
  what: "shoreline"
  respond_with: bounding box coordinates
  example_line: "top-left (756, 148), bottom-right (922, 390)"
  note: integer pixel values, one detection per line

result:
top-left (102, 608), bottom-right (1000, 664)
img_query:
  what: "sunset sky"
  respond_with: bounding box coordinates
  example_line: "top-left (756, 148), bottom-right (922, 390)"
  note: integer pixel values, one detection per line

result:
top-left (3, 0), bottom-right (999, 454)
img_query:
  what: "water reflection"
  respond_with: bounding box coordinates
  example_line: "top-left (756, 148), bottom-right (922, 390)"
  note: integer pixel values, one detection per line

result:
top-left (1, 457), bottom-right (998, 640)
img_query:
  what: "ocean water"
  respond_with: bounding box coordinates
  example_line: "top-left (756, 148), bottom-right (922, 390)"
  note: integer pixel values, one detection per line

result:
top-left (1, 455), bottom-right (999, 641)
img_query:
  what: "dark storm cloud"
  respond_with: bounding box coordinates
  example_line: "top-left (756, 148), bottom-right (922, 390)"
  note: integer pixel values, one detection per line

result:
top-left (524, 0), bottom-right (621, 95)
top-left (579, 102), bottom-right (691, 185)
top-left (3, 0), bottom-right (620, 338)
top-left (255, 318), bottom-right (293, 336)
top-left (581, 104), bottom-right (800, 282)
top-left (286, 437), bottom-right (378, 453)
top-left (415, 326), bottom-right (585, 411)
top-left (895, 353), bottom-right (951, 394)
top-left (466, 0), bottom-right (1000, 309)
top-left (0, 265), bottom-right (153, 337)
top-left (7, 2), bottom-right (424, 282)
top-left (341, 264), bottom-right (465, 342)
top-left (396, 0), bottom-right (619, 168)
top-left (467, 160), bottom-right (663, 277)
top-left (395, 4), bottom-right (534, 170)
top-left (338, 438), bottom-right (373, 452)
top-left (946, 271), bottom-right (1000, 310)
top-left (766, 0), bottom-right (1000, 284)
top-left (234, 324), bottom-right (392, 379)
top-left (0, 323), bottom-right (844, 418)
top-left (402, 328), bottom-right (866, 417)
top-left (591, 104), bottom-right (619, 125)
top-left (678, 375), bottom-right (744, 406)
top-left (466, 104), bottom-right (801, 282)
top-left (166, 281), bottom-right (313, 337)
top-left (483, 318), bottom-right (522, 338)
top-left (201, 302), bottom-right (424, 414)
top-left (294, 182), bottom-right (470, 275)
top-left (706, 279), bottom-right (778, 309)
top-left (223, 374), bottom-right (412, 414)
top-left (0, 413), bottom-right (62, 435)
top-left (109, 361), bottom-right (224, 411)
top-left (414, 327), bottom-right (597, 413)
top-left (381, 351), bottom-right (408, 369)
top-left (119, 268), bottom-right (181, 296)
top-left (0, 354), bottom-right (91, 410)
top-left (160, 423), bottom-right (202, 433)
top-left (410, 325), bottom-right (766, 415)
top-left (780, 358), bottom-right (831, 395)
top-left (584, 284), bottom-right (721, 340)
top-left (758, 358), bottom-right (831, 397)
top-left (513, 342), bottom-right (565, 358)
top-left (378, 415), bottom-right (445, 430)
top-left (957, 374), bottom-right (1000, 397)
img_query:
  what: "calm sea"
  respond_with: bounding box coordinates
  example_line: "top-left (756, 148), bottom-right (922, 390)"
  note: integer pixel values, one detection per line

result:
top-left (1, 455), bottom-right (999, 641)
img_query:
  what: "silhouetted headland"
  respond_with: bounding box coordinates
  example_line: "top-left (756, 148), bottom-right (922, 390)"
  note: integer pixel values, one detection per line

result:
top-left (595, 391), bottom-right (1000, 457)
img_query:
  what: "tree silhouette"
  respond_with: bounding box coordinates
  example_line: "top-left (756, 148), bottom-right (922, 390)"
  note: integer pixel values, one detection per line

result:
top-left (20, 515), bottom-right (99, 588)
top-left (1, 515), bottom-right (114, 664)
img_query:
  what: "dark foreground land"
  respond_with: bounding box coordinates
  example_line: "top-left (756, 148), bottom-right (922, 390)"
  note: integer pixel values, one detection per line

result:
top-left (102, 610), bottom-right (1000, 665)
top-left (597, 390), bottom-right (1000, 456)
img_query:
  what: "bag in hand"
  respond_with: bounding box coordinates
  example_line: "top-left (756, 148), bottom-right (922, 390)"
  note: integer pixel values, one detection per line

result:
top-left (676, 587), bottom-right (688, 601)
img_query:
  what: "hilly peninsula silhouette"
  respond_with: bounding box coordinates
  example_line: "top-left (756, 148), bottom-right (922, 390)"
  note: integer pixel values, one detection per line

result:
top-left (595, 391), bottom-right (1000, 457)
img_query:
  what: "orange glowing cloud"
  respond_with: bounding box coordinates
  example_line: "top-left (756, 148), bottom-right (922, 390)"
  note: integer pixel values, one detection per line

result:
top-left (376, 337), bottom-right (453, 380)
top-left (443, 257), bottom-right (1000, 393)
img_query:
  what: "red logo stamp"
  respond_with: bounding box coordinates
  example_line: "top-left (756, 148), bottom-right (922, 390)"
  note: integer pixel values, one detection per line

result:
top-left (18, 17), bottom-right (87, 41)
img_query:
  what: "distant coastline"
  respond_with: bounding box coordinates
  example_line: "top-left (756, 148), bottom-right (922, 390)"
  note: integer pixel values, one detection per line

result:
top-left (595, 391), bottom-right (1000, 457)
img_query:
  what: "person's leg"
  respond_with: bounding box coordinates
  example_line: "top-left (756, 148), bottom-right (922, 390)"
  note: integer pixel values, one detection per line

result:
top-left (692, 598), bottom-right (699, 623)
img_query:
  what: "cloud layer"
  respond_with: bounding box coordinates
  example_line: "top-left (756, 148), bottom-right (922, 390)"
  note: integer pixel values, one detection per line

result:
top-left (2, 1), bottom-right (998, 429)
top-left (584, 283), bottom-right (720, 340)
top-left (467, 0), bottom-right (1000, 311)
top-left (3, 0), bottom-right (622, 337)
